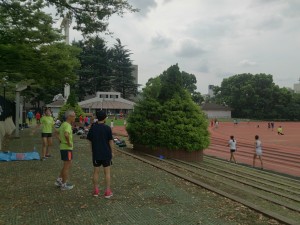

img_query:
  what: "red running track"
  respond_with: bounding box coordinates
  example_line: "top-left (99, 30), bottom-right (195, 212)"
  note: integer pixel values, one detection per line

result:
top-left (112, 122), bottom-right (300, 177)
top-left (206, 122), bottom-right (300, 177)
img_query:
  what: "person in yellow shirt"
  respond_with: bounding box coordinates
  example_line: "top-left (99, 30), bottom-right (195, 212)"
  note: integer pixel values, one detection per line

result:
top-left (277, 126), bottom-right (284, 135)
top-left (55, 110), bottom-right (76, 191)
top-left (32, 108), bottom-right (55, 160)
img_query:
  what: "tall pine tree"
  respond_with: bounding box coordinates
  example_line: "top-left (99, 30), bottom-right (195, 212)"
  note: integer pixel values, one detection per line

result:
top-left (75, 36), bottom-right (111, 100)
top-left (110, 39), bottom-right (138, 99)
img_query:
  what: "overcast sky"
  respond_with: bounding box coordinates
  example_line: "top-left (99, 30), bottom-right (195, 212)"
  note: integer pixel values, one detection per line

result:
top-left (69, 0), bottom-right (300, 94)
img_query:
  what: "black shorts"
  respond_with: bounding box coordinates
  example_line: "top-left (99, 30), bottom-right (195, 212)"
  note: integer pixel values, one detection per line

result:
top-left (60, 150), bottom-right (73, 161)
top-left (41, 133), bottom-right (52, 138)
top-left (93, 160), bottom-right (112, 167)
top-left (230, 149), bottom-right (236, 153)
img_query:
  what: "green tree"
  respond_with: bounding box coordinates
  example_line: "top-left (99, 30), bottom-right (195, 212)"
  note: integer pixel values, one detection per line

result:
top-left (0, 1), bottom-right (80, 105)
top-left (215, 73), bottom-right (297, 120)
top-left (126, 65), bottom-right (209, 152)
top-left (58, 90), bottom-right (84, 121)
top-left (181, 71), bottom-right (204, 104)
top-left (191, 92), bottom-right (204, 105)
top-left (0, 0), bottom-right (136, 105)
top-left (74, 37), bottom-right (111, 100)
top-left (182, 71), bottom-right (197, 93)
top-left (110, 39), bottom-right (137, 99)
top-left (46, 0), bottom-right (137, 36)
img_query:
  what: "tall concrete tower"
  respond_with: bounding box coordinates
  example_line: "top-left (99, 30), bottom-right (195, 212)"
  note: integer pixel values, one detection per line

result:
top-left (208, 85), bottom-right (215, 97)
top-left (294, 78), bottom-right (300, 93)
top-left (60, 12), bottom-right (72, 45)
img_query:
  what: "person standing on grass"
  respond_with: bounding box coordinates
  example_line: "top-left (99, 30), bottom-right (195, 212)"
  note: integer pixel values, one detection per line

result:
top-left (87, 110), bottom-right (114, 198)
top-left (32, 108), bottom-right (55, 160)
top-left (228, 136), bottom-right (237, 163)
top-left (253, 135), bottom-right (263, 169)
top-left (36, 111), bottom-right (41, 124)
top-left (110, 119), bottom-right (114, 128)
top-left (79, 114), bottom-right (83, 124)
top-left (55, 110), bottom-right (76, 190)
top-left (27, 110), bottom-right (34, 124)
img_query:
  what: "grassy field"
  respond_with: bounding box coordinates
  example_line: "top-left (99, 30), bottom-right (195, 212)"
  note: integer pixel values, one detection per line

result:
top-left (105, 119), bottom-right (126, 126)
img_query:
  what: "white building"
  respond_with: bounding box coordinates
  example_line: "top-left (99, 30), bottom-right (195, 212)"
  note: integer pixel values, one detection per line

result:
top-left (46, 84), bottom-right (70, 118)
top-left (79, 91), bottom-right (135, 114)
top-left (294, 81), bottom-right (300, 94)
top-left (201, 103), bottom-right (231, 119)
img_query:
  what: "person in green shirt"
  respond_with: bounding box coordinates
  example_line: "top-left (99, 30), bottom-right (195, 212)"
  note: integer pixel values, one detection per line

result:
top-left (55, 110), bottom-right (76, 191)
top-left (32, 108), bottom-right (55, 160)
top-left (277, 126), bottom-right (284, 135)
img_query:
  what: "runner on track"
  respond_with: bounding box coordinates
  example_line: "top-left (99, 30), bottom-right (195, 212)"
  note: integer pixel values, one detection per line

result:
top-left (253, 135), bottom-right (263, 169)
top-left (228, 136), bottom-right (237, 163)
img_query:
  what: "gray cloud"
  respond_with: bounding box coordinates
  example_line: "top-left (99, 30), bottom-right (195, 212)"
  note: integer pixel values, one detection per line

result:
top-left (150, 34), bottom-right (172, 49)
top-left (282, 1), bottom-right (300, 18)
top-left (239, 59), bottom-right (258, 67)
top-left (187, 15), bottom-right (238, 40)
top-left (175, 40), bottom-right (206, 58)
top-left (129, 0), bottom-right (157, 16)
top-left (256, 16), bottom-right (284, 30)
top-left (196, 63), bottom-right (209, 73)
top-left (100, 0), bottom-right (300, 93)
top-left (251, 0), bottom-right (300, 19)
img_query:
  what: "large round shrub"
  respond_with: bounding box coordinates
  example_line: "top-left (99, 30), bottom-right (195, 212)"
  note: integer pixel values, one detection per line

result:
top-left (126, 65), bottom-right (209, 152)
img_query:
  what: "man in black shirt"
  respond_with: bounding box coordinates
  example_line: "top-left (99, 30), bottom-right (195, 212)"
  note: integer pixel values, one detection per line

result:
top-left (87, 111), bottom-right (114, 198)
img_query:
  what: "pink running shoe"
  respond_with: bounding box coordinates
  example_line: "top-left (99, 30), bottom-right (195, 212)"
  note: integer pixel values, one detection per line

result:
top-left (104, 189), bottom-right (113, 199)
top-left (93, 188), bottom-right (99, 197)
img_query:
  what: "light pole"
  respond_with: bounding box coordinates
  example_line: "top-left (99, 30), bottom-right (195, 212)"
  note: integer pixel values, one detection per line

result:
top-left (15, 84), bottom-right (27, 138)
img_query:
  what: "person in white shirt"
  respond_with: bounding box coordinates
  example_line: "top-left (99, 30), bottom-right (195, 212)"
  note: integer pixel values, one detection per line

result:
top-left (253, 135), bottom-right (263, 169)
top-left (228, 136), bottom-right (237, 163)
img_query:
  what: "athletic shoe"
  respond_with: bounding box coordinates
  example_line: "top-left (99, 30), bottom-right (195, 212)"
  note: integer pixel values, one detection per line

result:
top-left (61, 183), bottom-right (74, 191)
top-left (55, 178), bottom-right (63, 187)
top-left (45, 154), bottom-right (52, 158)
top-left (104, 189), bottom-right (113, 199)
top-left (93, 188), bottom-right (99, 197)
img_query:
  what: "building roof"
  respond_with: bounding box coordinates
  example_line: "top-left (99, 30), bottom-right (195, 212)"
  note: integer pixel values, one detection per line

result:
top-left (201, 103), bottom-right (231, 111)
top-left (79, 92), bottom-right (135, 110)
top-left (80, 100), bottom-right (134, 110)
top-left (47, 91), bottom-right (135, 110)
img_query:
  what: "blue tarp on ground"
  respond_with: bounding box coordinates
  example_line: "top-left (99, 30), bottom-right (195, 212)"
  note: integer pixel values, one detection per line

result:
top-left (0, 152), bottom-right (40, 161)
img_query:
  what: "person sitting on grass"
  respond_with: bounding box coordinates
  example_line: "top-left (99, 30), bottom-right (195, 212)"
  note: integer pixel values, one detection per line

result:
top-left (277, 126), bottom-right (284, 135)
top-left (87, 110), bottom-right (114, 198)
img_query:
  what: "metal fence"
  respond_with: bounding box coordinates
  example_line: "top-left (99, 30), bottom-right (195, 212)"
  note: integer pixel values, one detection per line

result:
top-left (0, 96), bottom-right (15, 121)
